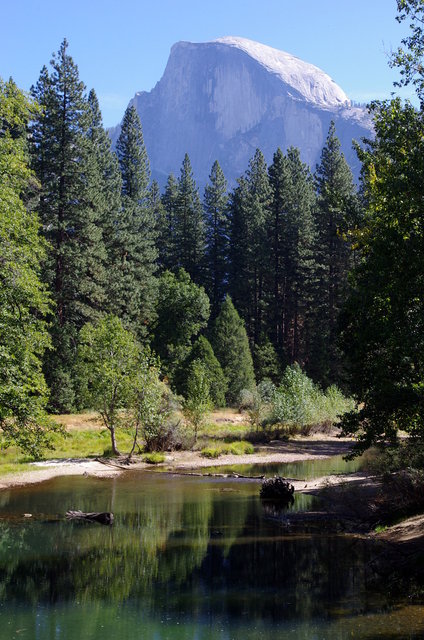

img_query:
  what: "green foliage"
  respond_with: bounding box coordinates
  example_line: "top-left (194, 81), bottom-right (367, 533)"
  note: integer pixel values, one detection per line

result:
top-left (238, 380), bottom-right (277, 430)
top-left (390, 0), bottom-right (424, 103)
top-left (253, 337), bottom-right (281, 384)
top-left (77, 315), bottom-right (140, 455)
top-left (0, 77), bottom-right (60, 458)
top-left (158, 173), bottom-right (179, 271)
top-left (340, 98), bottom-right (424, 454)
top-left (268, 147), bottom-right (317, 367)
top-left (229, 149), bottom-right (272, 342)
top-left (204, 160), bottom-right (229, 315)
top-left (30, 40), bottom-right (109, 411)
top-left (183, 360), bottom-right (212, 441)
top-left (174, 336), bottom-right (227, 407)
top-left (86, 88), bottom-right (123, 320)
top-left (201, 446), bottom-right (222, 459)
top-left (363, 441), bottom-right (424, 475)
top-left (228, 440), bottom-right (254, 455)
top-left (152, 269), bottom-right (210, 380)
top-left (131, 351), bottom-right (179, 453)
top-left (211, 296), bottom-right (255, 404)
top-left (142, 452), bottom-right (165, 464)
top-left (271, 364), bottom-right (354, 428)
top-left (116, 105), bottom-right (150, 200)
top-left (312, 122), bottom-right (358, 383)
top-left (173, 154), bottom-right (206, 282)
top-left (112, 104), bottom-right (157, 339)
top-left (201, 440), bottom-right (254, 458)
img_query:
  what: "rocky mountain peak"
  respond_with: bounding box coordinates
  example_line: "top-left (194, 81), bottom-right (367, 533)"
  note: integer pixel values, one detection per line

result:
top-left (111, 37), bottom-right (372, 187)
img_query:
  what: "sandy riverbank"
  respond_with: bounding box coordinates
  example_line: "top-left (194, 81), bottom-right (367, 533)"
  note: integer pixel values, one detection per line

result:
top-left (0, 437), bottom-right (353, 490)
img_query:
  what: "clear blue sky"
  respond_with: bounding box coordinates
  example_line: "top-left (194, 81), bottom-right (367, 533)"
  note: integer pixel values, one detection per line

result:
top-left (1, 0), bottom-right (414, 127)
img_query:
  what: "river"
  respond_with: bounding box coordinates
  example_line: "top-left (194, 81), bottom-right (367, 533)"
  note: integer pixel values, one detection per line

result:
top-left (0, 456), bottom-right (422, 639)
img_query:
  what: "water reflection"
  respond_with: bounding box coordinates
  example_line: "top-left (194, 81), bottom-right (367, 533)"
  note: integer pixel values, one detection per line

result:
top-left (199, 453), bottom-right (362, 479)
top-left (0, 468), bottom-right (421, 639)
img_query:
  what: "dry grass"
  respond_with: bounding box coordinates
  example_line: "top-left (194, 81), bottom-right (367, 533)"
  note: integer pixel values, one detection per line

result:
top-left (51, 412), bottom-right (103, 431)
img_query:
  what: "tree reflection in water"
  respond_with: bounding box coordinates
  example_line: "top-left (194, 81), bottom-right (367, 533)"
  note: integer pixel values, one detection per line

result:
top-left (0, 471), bottom-right (420, 639)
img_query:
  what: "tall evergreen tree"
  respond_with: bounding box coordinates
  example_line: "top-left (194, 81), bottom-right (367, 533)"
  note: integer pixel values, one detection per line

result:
top-left (267, 148), bottom-right (290, 354)
top-left (269, 148), bottom-right (317, 367)
top-left (112, 104), bottom-right (157, 338)
top-left (228, 176), bottom-right (250, 323)
top-left (30, 40), bottom-right (108, 411)
top-left (313, 121), bottom-right (357, 383)
top-left (85, 88), bottom-right (122, 318)
top-left (157, 174), bottom-right (178, 271)
top-left (204, 160), bottom-right (229, 316)
top-left (211, 296), bottom-right (255, 404)
top-left (173, 154), bottom-right (206, 282)
top-left (116, 105), bottom-right (149, 200)
top-left (228, 149), bottom-right (271, 343)
top-left (149, 179), bottom-right (166, 268)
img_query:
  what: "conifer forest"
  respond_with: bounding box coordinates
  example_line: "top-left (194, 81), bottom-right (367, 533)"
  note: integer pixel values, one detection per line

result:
top-left (1, 1), bottom-right (424, 468)
top-left (2, 2), bottom-right (424, 637)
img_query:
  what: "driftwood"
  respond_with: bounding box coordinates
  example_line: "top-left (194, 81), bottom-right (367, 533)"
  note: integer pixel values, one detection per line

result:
top-left (260, 476), bottom-right (295, 505)
top-left (95, 457), bottom-right (133, 470)
top-left (169, 471), bottom-right (265, 479)
top-left (66, 510), bottom-right (114, 525)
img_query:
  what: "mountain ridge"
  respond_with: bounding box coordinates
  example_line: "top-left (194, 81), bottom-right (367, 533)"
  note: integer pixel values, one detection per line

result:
top-left (110, 37), bottom-right (373, 187)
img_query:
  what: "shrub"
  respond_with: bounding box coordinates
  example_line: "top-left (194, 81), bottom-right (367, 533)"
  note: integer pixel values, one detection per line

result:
top-left (201, 446), bottom-right (222, 459)
top-left (257, 379), bottom-right (276, 403)
top-left (238, 388), bottom-right (255, 411)
top-left (143, 452), bottom-right (165, 464)
top-left (131, 352), bottom-right (181, 454)
top-left (228, 441), bottom-right (254, 455)
top-left (183, 360), bottom-right (212, 441)
top-left (270, 363), bottom-right (354, 429)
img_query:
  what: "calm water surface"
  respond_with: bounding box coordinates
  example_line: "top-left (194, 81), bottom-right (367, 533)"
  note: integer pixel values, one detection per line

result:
top-left (0, 458), bottom-right (422, 639)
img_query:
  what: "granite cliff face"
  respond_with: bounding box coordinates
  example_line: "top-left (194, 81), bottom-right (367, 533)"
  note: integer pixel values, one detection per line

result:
top-left (111, 37), bottom-right (372, 186)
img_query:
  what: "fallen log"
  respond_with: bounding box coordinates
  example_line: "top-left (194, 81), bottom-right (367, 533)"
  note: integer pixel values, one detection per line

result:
top-left (168, 471), bottom-right (265, 479)
top-left (66, 510), bottom-right (114, 525)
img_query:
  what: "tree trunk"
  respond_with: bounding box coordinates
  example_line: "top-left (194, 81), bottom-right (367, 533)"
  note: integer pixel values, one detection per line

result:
top-left (110, 426), bottom-right (121, 456)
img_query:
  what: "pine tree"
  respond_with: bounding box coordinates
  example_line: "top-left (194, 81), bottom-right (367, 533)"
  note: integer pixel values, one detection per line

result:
top-left (157, 175), bottom-right (177, 271)
top-left (253, 337), bottom-right (281, 384)
top-left (30, 40), bottom-right (108, 411)
top-left (267, 148), bottom-right (318, 369)
top-left (173, 154), bottom-right (206, 282)
top-left (211, 296), bottom-right (255, 404)
top-left (116, 105), bottom-right (149, 201)
top-left (149, 179), bottom-right (166, 268)
top-left (85, 89), bottom-right (122, 318)
top-left (174, 336), bottom-right (227, 407)
top-left (228, 176), bottom-right (250, 323)
top-left (267, 148), bottom-right (290, 354)
top-left (204, 160), bottom-right (229, 316)
top-left (313, 121), bottom-right (357, 383)
top-left (228, 149), bottom-right (271, 343)
top-left (112, 104), bottom-right (157, 338)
